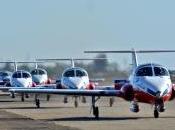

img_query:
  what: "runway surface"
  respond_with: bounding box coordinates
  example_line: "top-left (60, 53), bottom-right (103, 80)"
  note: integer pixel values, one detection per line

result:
top-left (0, 94), bottom-right (175, 130)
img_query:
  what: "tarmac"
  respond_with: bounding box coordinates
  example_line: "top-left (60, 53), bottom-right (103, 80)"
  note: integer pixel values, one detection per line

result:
top-left (0, 94), bottom-right (175, 130)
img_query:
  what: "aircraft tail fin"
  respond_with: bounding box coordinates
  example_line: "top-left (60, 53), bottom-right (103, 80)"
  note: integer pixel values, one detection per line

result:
top-left (14, 62), bottom-right (17, 71)
top-left (36, 58), bottom-right (108, 68)
top-left (0, 61), bottom-right (43, 71)
top-left (84, 49), bottom-right (175, 69)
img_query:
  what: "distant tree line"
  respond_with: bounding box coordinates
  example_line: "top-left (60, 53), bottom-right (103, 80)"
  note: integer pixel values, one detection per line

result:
top-left (0, 54), bottom-right (129, 82)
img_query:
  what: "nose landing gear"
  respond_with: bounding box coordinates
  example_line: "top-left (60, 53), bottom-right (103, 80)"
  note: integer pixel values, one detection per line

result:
top-left (91, 96), bottom-right (100, 119)
top-left (154, 98), bottom-right (165, 118)
top-left (35, 94), bottom-right (40, 108)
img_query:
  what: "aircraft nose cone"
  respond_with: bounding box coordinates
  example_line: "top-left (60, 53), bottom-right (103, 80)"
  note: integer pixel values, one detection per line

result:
top-left (66, 77), bottom-right (83, 89)
top-left (62, 77), bottom-right (80, 89)
top-left (32, 75), bottom-right (43, 83)
top-left (145, 77), bottom-right (170, 97)
top-left (71, 78), bottom-right (82, 88)
top-left (16, 80), bottom-right (28, 87)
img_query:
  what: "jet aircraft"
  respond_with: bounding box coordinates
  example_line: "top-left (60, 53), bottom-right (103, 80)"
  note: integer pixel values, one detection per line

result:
top-left (36, 58), bottom-right (108, 107)
top-left (0, 61), bottom-right (53, 101)
top-left (10, 50), bottom-right (175, 118)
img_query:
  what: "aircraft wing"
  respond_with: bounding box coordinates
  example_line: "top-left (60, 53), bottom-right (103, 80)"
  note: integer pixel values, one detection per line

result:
top-left (9, 88), bottom-right (123, 97)
top-left (35, 84), bottom-right (56, 88)
top-left (0, 84), bottom-right (56, 92)
top-left (95, 85), bottom-right (115, 90)
top-left (89, 78), bottom-right (105, 82)
top-left (0, 87), bottom-right (17, 92)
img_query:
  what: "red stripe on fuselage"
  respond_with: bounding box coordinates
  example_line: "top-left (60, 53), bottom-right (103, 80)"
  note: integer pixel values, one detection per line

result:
top-left (133, 89), bottom-right (172, 104)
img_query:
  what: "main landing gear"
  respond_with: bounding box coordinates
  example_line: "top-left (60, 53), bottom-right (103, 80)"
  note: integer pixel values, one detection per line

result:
top-left (82, 96), bottom-right (86, 103)
top-left (46, 94), bottom-right (50, 101)
top-left (11, 92), bottom-right (15, 98)
top-left (21, 93), bottom-right (29, 102)
top-left (35, 94), bottom-right (51, 108)
top-left (74, 96), bottom-right (87, 108)
top-left (35, 94), bottom-right (40, 108)
top-left (130, 101), bottom-right (139, 113)
top-left (63, 96), bottom-right (84, 108)
top-left (21, 93), bottom-right (25, 102)
top-left (63, 96), bottom-right (68, 103)
top-left (109, 97), bottom-right (115, 107)
top-left (91, 96), bottom-right (100, 119)
top-left (74, 96), bottom-right (78, 108)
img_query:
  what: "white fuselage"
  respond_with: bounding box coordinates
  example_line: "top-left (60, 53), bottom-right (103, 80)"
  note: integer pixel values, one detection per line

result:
top-left (11, 70), bottom-right (33, 88)
top-left (32, 74), bottom-right (48, 85)
top-left (60, 67), bottom-right (90, 89)
top-left (61, 76), bottom-right (89, 89)
top-left (0, 71), bottom-right (12, 85)
top-left (31, 68), bottom-right (48, 85)
top-left (129, 63), bottom-right (172, 100)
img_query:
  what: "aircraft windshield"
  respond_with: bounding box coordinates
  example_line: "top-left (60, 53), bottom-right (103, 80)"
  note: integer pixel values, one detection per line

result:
top-left (136, 67), bottom-right (153, 76)
top-left (13, 72), bottom-right (31, 78)
top-left (76, 70), bottom-right (87, 77)
top-left (31, 69), bottom-right (46, 75)
top-left (154, 67), bottom-right (169, 76)
top-left (0, 72), bottom-right (9, 77)
top-left (63, 70), bottom-right (75, 77)
top-left (12, 72), bottom-right (22, 78)
top-left (23, 72), bottom-right (31, 78)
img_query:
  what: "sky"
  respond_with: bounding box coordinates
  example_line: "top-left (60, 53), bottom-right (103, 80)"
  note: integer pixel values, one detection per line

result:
top-left (0, 0), bottom-right (175, 69)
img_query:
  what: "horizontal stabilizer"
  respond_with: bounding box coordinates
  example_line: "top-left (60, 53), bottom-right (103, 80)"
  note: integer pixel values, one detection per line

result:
top-left (0, 61), bottom-right (43, 63)
top-left (85, 49), bottom-right (175, 68)
top-left (36, 58), bottom-right (108, 68)
top-left (36, 58), bottom-right (108, 61)
top-left (84, 50), bottom-right (175, 53)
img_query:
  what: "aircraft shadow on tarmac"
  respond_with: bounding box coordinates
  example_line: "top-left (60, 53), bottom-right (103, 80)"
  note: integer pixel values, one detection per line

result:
top-left (0, 117), bottom-right (32, 121)
top-left (0, 106), bottom-right (74, 110)
top-left (0, 100), bottom-right (15, 102)
top-left (43, 116), bottom-right (175, 122)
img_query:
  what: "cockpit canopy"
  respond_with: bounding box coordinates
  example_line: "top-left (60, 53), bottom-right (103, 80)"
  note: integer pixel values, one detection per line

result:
top-left (31, 69), bottom-right (47, 75)
top-left (0, 71), bottom-right (12, 77)
top-left (63, 68), bottom-right (88, 77)
top-left (136, 64), bottom-right (169, 76)
top-left (12, 71), bottom-right (31, 78)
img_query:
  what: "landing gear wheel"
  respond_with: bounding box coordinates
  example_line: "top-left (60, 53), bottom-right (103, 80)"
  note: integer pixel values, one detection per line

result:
top-left (46, 95), bottom-right (50, 101)
top-left (154, 110), bottom-right (159, 118)
top-left (35, 99), bottom-right (40, 108)
top-left (74, 100), bottom-right (78, 108)
top-left (21, 95), bottom-right (24, 102)
top-left (93, 106), bottom-right (99, 119)
top-left (25, 94), bottom-right (29, 98)
top-left (134, 104), bottom-right (139, 113)
top-left (11, 93), bottom-right (15, 98)
top-left (109, 98), bottom-right (114, 107)
top-left (63, 97), bottom-right (68, 103)
top-left (130, 101), bottom-right (139, 113)
top-left (82, 96), bottom-right (86, 103)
